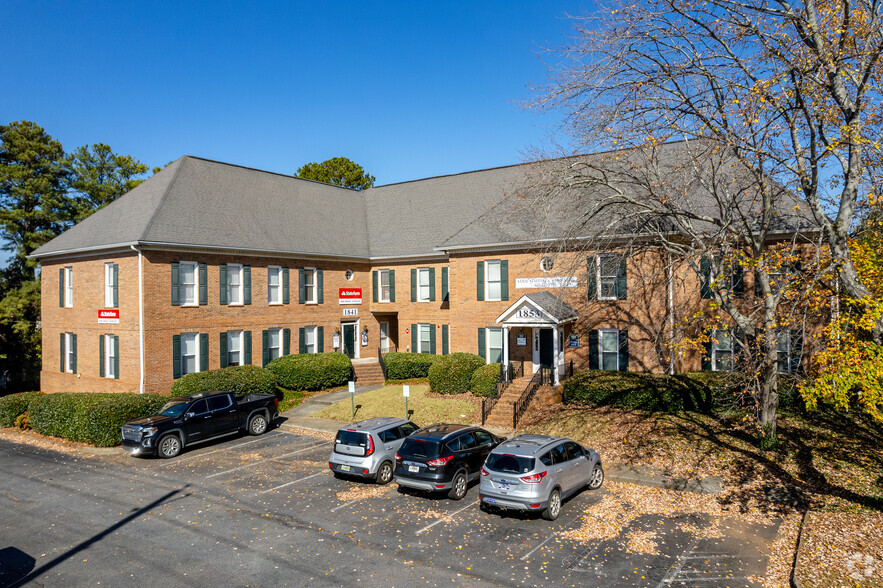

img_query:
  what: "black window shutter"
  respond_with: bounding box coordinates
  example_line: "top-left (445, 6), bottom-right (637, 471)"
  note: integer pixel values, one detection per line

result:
top-left (618, 330), bottom-right (629, 372)
top-left (317, 326), bottom-right (324, 353)
top-left (587, 257), bottom-right (597, 300)
top-left (113, 336), bottom-right (119, 379)
top-left (261, 330), bottom-right (269, 367)
top-left (389, 269), bottom-right (396, 302)
top-left (298, 269), bottom-right (305, 304)
top-left (220, 332), bottom-right (228, 368)
top-left (171, 262), bottom-right (180, 306)
top-left (476, 262), bottom-right (485, 301)
top-left (700, 257), bottom-right (712, 299)
top-left (282, 267), bottom-right (290, 304)
top-left (199, 333), bottom-right (208, 371)
top-left (411, 324), bottom-right (418, 352)
top-left (429, 267), bottom-right (436, 302)
top-left (372, 271), bottom-right (378, 302)
top-left (411, 268), bottom-right (417, 302)
top-left (617, 257), bottom-right (628, 300)
top-left (442, 324), bottom-right (449, 355)
top-left (59, 268), bottom-right (64, 307)
top-left (430, 324), bottom-right (437, 354)
top-left (701, 341), bottom-right (712, 371)
top-left (588, 330), bottom-right (599, 369)
top-left (99, 335), bottom-right (105, 378)
top-left (244, 266), bottom-right (251, 305)
top-left (71, 334), bottom-right (77, 373)
top-left (283, 328), bottom-right (291, 355)
top-left (478, 328), bottom-right (486, 360)
top-left (219, 264), bottom-right (228, 305)
top-left (198, 263), bottom-right (207, 305)
top-left (59, 333), bottom-right (65, 372)
top-left (243, 331), bottom-right (252, 365)
top-left (112, 264), bottom-right (119, 307)
top-left (299, 327), bottom-right (306, 354)
top-left (732, 264), bottom-right (744, 298)
top-left (172, 334), bottom-right (182, 379)
top-left (441, 267), bottom-right (449, 302)
top-left (317, 269), bottom-right (324, 304)
top-left (500, 260), bottom-right (509, 301)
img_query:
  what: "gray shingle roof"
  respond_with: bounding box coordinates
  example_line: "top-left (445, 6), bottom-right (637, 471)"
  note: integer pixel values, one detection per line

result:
top-left (523, 291), bottom-right (578, 323)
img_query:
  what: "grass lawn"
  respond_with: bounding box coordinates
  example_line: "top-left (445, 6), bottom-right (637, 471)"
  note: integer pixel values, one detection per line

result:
top-left (311, 384), bottom-right (478, 425)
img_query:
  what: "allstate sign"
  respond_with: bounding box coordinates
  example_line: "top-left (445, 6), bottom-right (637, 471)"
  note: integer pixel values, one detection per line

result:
top-left (339, 288), bottom-right (362, 305)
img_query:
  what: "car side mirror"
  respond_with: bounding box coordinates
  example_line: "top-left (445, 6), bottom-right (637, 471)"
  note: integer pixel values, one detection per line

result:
top-left (184, 412), bottom-right (195, 420)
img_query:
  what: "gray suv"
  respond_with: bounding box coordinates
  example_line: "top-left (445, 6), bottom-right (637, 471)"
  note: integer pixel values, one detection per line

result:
top-left (479, 434), bottom-right (603, 520)
top-left (329, 418), bottom-right (419, 484)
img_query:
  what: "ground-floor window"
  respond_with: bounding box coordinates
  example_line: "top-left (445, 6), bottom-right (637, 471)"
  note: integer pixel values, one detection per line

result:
top-left (60, 332), bottom-right (77, 373)
top-left (267, 328), bottom-right (282, 362)
top-left (181, 333), bottom-right (199, 376)
top-left (419, 324), bottom-right (432, 354)
top-left (228, 330), bottom-right (242, 366)
top-left (711, 329), bottom-right (734, 371)
top-left (588, 329), bottom-right (629, 372)
top-left (487, 327), bottom-right (503, 364)
top-left (599, 329), bottom-right (619, 371)
top-left (304, 326), bottom-right (317, 354)
top-left (101, 334), bottom-right (119, 379)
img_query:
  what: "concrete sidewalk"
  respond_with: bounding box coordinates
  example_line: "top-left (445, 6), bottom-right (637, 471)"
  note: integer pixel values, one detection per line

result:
top-left (278, 384), bottom-right (384, 434)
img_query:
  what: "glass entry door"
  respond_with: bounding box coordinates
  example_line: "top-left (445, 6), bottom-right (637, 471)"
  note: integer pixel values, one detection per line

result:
top-left (379, 322), bottom-right (389, 353)
top-left (342, 323), bottom-right (357, 359)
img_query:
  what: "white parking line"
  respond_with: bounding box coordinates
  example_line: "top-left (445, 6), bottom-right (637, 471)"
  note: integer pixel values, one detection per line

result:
top-left (331, 497), bottom-right (366, 512)
top-left (261, 471), bottom-right (328, 493)
top-left (415, 502), bottom-right (475, 535)
top-left (205, 442), bottom-right (328, 479)
top-left (521, 534), bottom-right (555, 561)
top-left (163, 433), bottom-right (284, 465)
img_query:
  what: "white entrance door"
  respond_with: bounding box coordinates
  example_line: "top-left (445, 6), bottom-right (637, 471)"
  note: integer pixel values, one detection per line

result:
top-left (379, 321), bottom-right (390, 353)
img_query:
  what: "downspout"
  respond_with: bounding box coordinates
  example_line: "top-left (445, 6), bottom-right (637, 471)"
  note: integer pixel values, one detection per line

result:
top-left (667, 252), bottom-right (675, 376)
top-left (131, 246), bottom-right (145, 394)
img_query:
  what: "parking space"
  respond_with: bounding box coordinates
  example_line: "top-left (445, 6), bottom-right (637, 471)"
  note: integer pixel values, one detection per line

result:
top-left (110, 427), bottom-right (775, 586)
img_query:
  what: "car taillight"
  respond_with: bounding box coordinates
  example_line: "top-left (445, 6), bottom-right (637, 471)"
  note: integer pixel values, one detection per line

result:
top-left (395, 452), bottom-right (402, 461)
top-left (520, 471), bottom-right (547, 483)
top-left (365, 435), bottom-right (375, 456)
top-left (274, 398), bottom-right (279, 408)
top-left (481, 467), bottom-right (489, 477)
top-left (427, 455), bottom-right (453, 467)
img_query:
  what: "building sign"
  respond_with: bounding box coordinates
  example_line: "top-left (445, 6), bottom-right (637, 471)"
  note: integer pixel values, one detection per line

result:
top-left (333, 333), bottom-right (340, 348)
top-left (98, 309), bottom-right (119, 324)
top-left (515, 308), bottom-right (544, 320)
top-left (568, 334), bottom-right (580, 348)
top-left (339, 288), bottom-right (362, 304)
top-left (361, 331), bottom-right (368, 347)
top-left (342, 308), bottom-right (358, 317)
top-left (515, 277), bottom-right (578, 289)
top-left (516, 333), bottom-right (527, 346)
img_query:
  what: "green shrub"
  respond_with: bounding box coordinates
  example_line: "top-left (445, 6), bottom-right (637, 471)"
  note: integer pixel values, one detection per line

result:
top-left (27, 393), bottom-right (168, 447)
top-left (0, 391), bottom-right (41, 427)
top-left (428, 353), bottom-right (486, 395)
top-left (171, 365), bottom-right (279, 399)
top-left (471, 364), bottom-right (502, 397)
top-left (384, 353), bottom-right (440, 380)
top-left (266, 353), bottom-right (352, 391)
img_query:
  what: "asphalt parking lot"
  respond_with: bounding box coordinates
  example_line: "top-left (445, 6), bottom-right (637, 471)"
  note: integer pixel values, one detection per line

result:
top-left (0, 427), bottom-right (778, 587)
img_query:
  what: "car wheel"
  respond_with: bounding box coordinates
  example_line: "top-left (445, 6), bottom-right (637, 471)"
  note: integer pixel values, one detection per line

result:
top-left (588, 464), bottom-right (604, 490)
top-left (376, 461), bottom-right (394, 485)
top-left (448, 472), bottom-right (468, 500)
top-left (248, 414), bottom-right (268, 436)
top-left (542, 488), bottom-right (561, 521)
top-left (157, 434), bottom-right (181, 459)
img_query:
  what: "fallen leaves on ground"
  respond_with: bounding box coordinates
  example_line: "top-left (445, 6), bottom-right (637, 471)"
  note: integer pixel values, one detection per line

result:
top-left (335, 483), bottom-right (390, 502)
top-left (796, 512), bottom-right (883, 587)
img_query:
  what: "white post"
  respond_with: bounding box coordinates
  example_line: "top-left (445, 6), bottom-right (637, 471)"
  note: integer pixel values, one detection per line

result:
top-left (552, 326), bottom-right (560, 385)
top-left (502, 327), bottom-right (509, 372)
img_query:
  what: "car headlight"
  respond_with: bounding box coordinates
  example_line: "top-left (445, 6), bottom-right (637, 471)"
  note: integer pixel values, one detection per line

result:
top-left (141, 427), bottom-right (158, 437)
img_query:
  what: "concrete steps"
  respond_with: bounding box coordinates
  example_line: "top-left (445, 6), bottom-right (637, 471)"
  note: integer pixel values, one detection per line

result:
top-left (483, 376), bottom-right (533, 428)
top-left (352, 361), bottom-right (385, 385)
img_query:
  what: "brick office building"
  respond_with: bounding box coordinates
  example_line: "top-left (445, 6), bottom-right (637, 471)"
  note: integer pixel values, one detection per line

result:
top-left (31, 143), bottom-right (811, 395)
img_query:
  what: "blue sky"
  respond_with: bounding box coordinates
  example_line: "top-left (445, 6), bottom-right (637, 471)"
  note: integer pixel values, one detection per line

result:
top-left (1, 1), bottom-right (590, 185)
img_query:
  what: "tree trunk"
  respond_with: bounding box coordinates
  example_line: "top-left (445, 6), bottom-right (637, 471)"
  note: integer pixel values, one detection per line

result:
top-left (757, 344), bottom-right (780, 450)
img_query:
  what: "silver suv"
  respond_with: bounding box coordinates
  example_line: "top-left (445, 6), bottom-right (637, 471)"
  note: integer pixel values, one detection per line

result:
top-left (479, 434), bottom-right (603, 520)
top-left (329, 418), bottom-right (419, 484)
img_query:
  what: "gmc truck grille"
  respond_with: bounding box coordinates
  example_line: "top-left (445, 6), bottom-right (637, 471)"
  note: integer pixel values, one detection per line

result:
top-left (121, 426), bottom-right (142, 441)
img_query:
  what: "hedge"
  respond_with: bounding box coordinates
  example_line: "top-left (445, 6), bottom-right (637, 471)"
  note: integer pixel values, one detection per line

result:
top-left (171, 365), bottom-right (279, 399)
top-left (0, 391), bottom-right (42, 427)
top-left (562, 370), bottom-right (806, 414)
top-left (384, 353), bottom-right (440, 380)
top-left (27, 393), bottom-right (168, 447)
top-left (428, 353), bottom-right (486, 395)
top-left (471, 364), bottom-right (501, 397)
top-left (266, 352), bottom-right (352, 391)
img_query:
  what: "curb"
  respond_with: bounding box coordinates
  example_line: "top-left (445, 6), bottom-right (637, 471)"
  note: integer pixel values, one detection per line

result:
top-left (606, 464), bottom-right (723, 495)
top-left (791, 509), bottom-right (810, 588)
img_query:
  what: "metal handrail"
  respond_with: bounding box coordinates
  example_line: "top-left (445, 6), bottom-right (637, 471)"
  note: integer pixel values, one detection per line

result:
top-left (377, 346), bottom-right (388, 380)
top-left (512, 367), bottom-right (551, 428)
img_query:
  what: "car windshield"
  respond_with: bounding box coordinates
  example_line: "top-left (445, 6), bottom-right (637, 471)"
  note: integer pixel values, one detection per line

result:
top-left (398, 438), bottom-right (441, 460)
top-left (157, 401), bottom-right (189, 418)
top-left (486, 453), bottom-right (535, 474)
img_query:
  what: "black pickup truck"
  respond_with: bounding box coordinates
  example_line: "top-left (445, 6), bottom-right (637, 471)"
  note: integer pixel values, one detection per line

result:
top-left (122, 390), bottom-right (279, 458)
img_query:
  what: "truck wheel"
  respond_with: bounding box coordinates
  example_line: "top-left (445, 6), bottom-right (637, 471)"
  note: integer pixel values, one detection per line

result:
top-left (248, 414), bottom-right (268, 436)
top-left (158, 434), bottom-right (181, 459)
top-left (542, 489), bottom-right (561, 521)
top-left (448, 472), bottom-right (468, 500)
top-left (375, 461), bottom-right (394, 485)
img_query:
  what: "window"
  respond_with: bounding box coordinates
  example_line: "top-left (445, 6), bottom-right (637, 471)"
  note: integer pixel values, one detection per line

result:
top-left (181, 333), bottom-right (199, 376)
top-left (64, 266), bottom-right (73, 307)
top-left (227, 330), bottom-right (242, 366)
top-left (190, 399), bottom-right (209, 415)
top-left (599, 329), bottom-right (620, 371)
top-left (419, 324), bottom-right (432, 354)
top-left (267, 328), bottom-right (283, 362)
top-left (399, 422), bottom-right (419, 437)
top-left (304, 268), bottom-right (317, 303)
top-left (711, 329), bottom-right (734, 371)
top-left (776, 330), bottom-right (802, 374)
top-left (598, 255), bottom-right (619, 300)
top-left (486, 261), bottom-right (502, 301)
top-left (179, 262), bottom-right (198, 306)
top-left (268, 266), bottom-right (282, 304)
top-left (103, 334), bottom-right (118, 379)
top-left (207, 395), bottom-right (232, 411)
top-left (540, 257), bottom-right (554, 272)
top-left (304, 326), bottom-right (317, 354)
top-left (474, 430), bottom-right (494, 446)
top-left (104, 263), bottom-right (118, 307)
top-left (227, 264), bottom-right (243, 305)
top-left (417, 268), bottom-right (431, 302)
top-left (487, 327), bottom-right (503, 364)
top-left (345, 269), bottom-right (354, 281)
top-left (379, 270), bottom-right (391, 302)
top-left (61, 332), bottom-right (76, 373)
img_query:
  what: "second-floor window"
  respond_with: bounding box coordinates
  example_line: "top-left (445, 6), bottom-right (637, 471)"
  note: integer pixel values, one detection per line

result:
top-left (64, 266), bottom-right (73, 307)
top-left (227, 264), bottom-right (243, 305)
top-left (304, 268), bottom-right (317, 303)
top-left (380, 270), bottom-right (391, 302)
top-left (486, 261), bottom-right (502, 301)
top-left (268, 266), bottom-right (282, 304)
top-left (104, 263), bottom-right (118, 307)
top-left (417, 268), bottom-right (431, 302)
top-left (179, 262), bottom-right (198, 305)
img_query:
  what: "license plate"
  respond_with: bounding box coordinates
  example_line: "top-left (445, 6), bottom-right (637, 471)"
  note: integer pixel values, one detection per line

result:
top-left (339, 465), bottom-right (350, 472)
top-left (498, 482), bottom-right (511, 491)
top-left (408, 465), bottom-right (419, 473)
top-left (485, 498), bottom-right (497, 504)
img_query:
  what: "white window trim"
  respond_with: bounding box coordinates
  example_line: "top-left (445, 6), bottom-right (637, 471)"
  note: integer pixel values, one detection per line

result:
top-left (179, 261), bottom-right (199, 307)
top-left (181, 332), bottom-right (199, 376)
top-left (228, 330), bottom-right (242, 367)
top-left (64, 266), bottom-right (73, 307)
top-left (64, 332), bottom-right (75, 373)
top-left (268, 266), bottom-right (282, 305)
top-left (417, 268), bottom-right (431, 302)
top-left (304, 267), bottom-right (318, 304)
top-left (711, 329), bottom-right (734, 372)
top-left (417, 323), bottom-right (432, 354)
top-left (484, 261), bottom-right (502, 302)
top-left (304, 325), bottom-right (318, 354)
top-left (379, 269), bottom-right (391, 303)
top-left (227, 263), bottom-right (244, 306)
top-left (599, 328), bottom-right (620, 371)
top-left (596, 255), bottom-right (618, 301)
top-left (486, 327), bottom-right (504, 364)
top-left (268, 327), bottom-right (283, 362)
top-left (104, 334), bottom-right (116, 379)
top-left (104, 263), bottom-right (115, 307)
